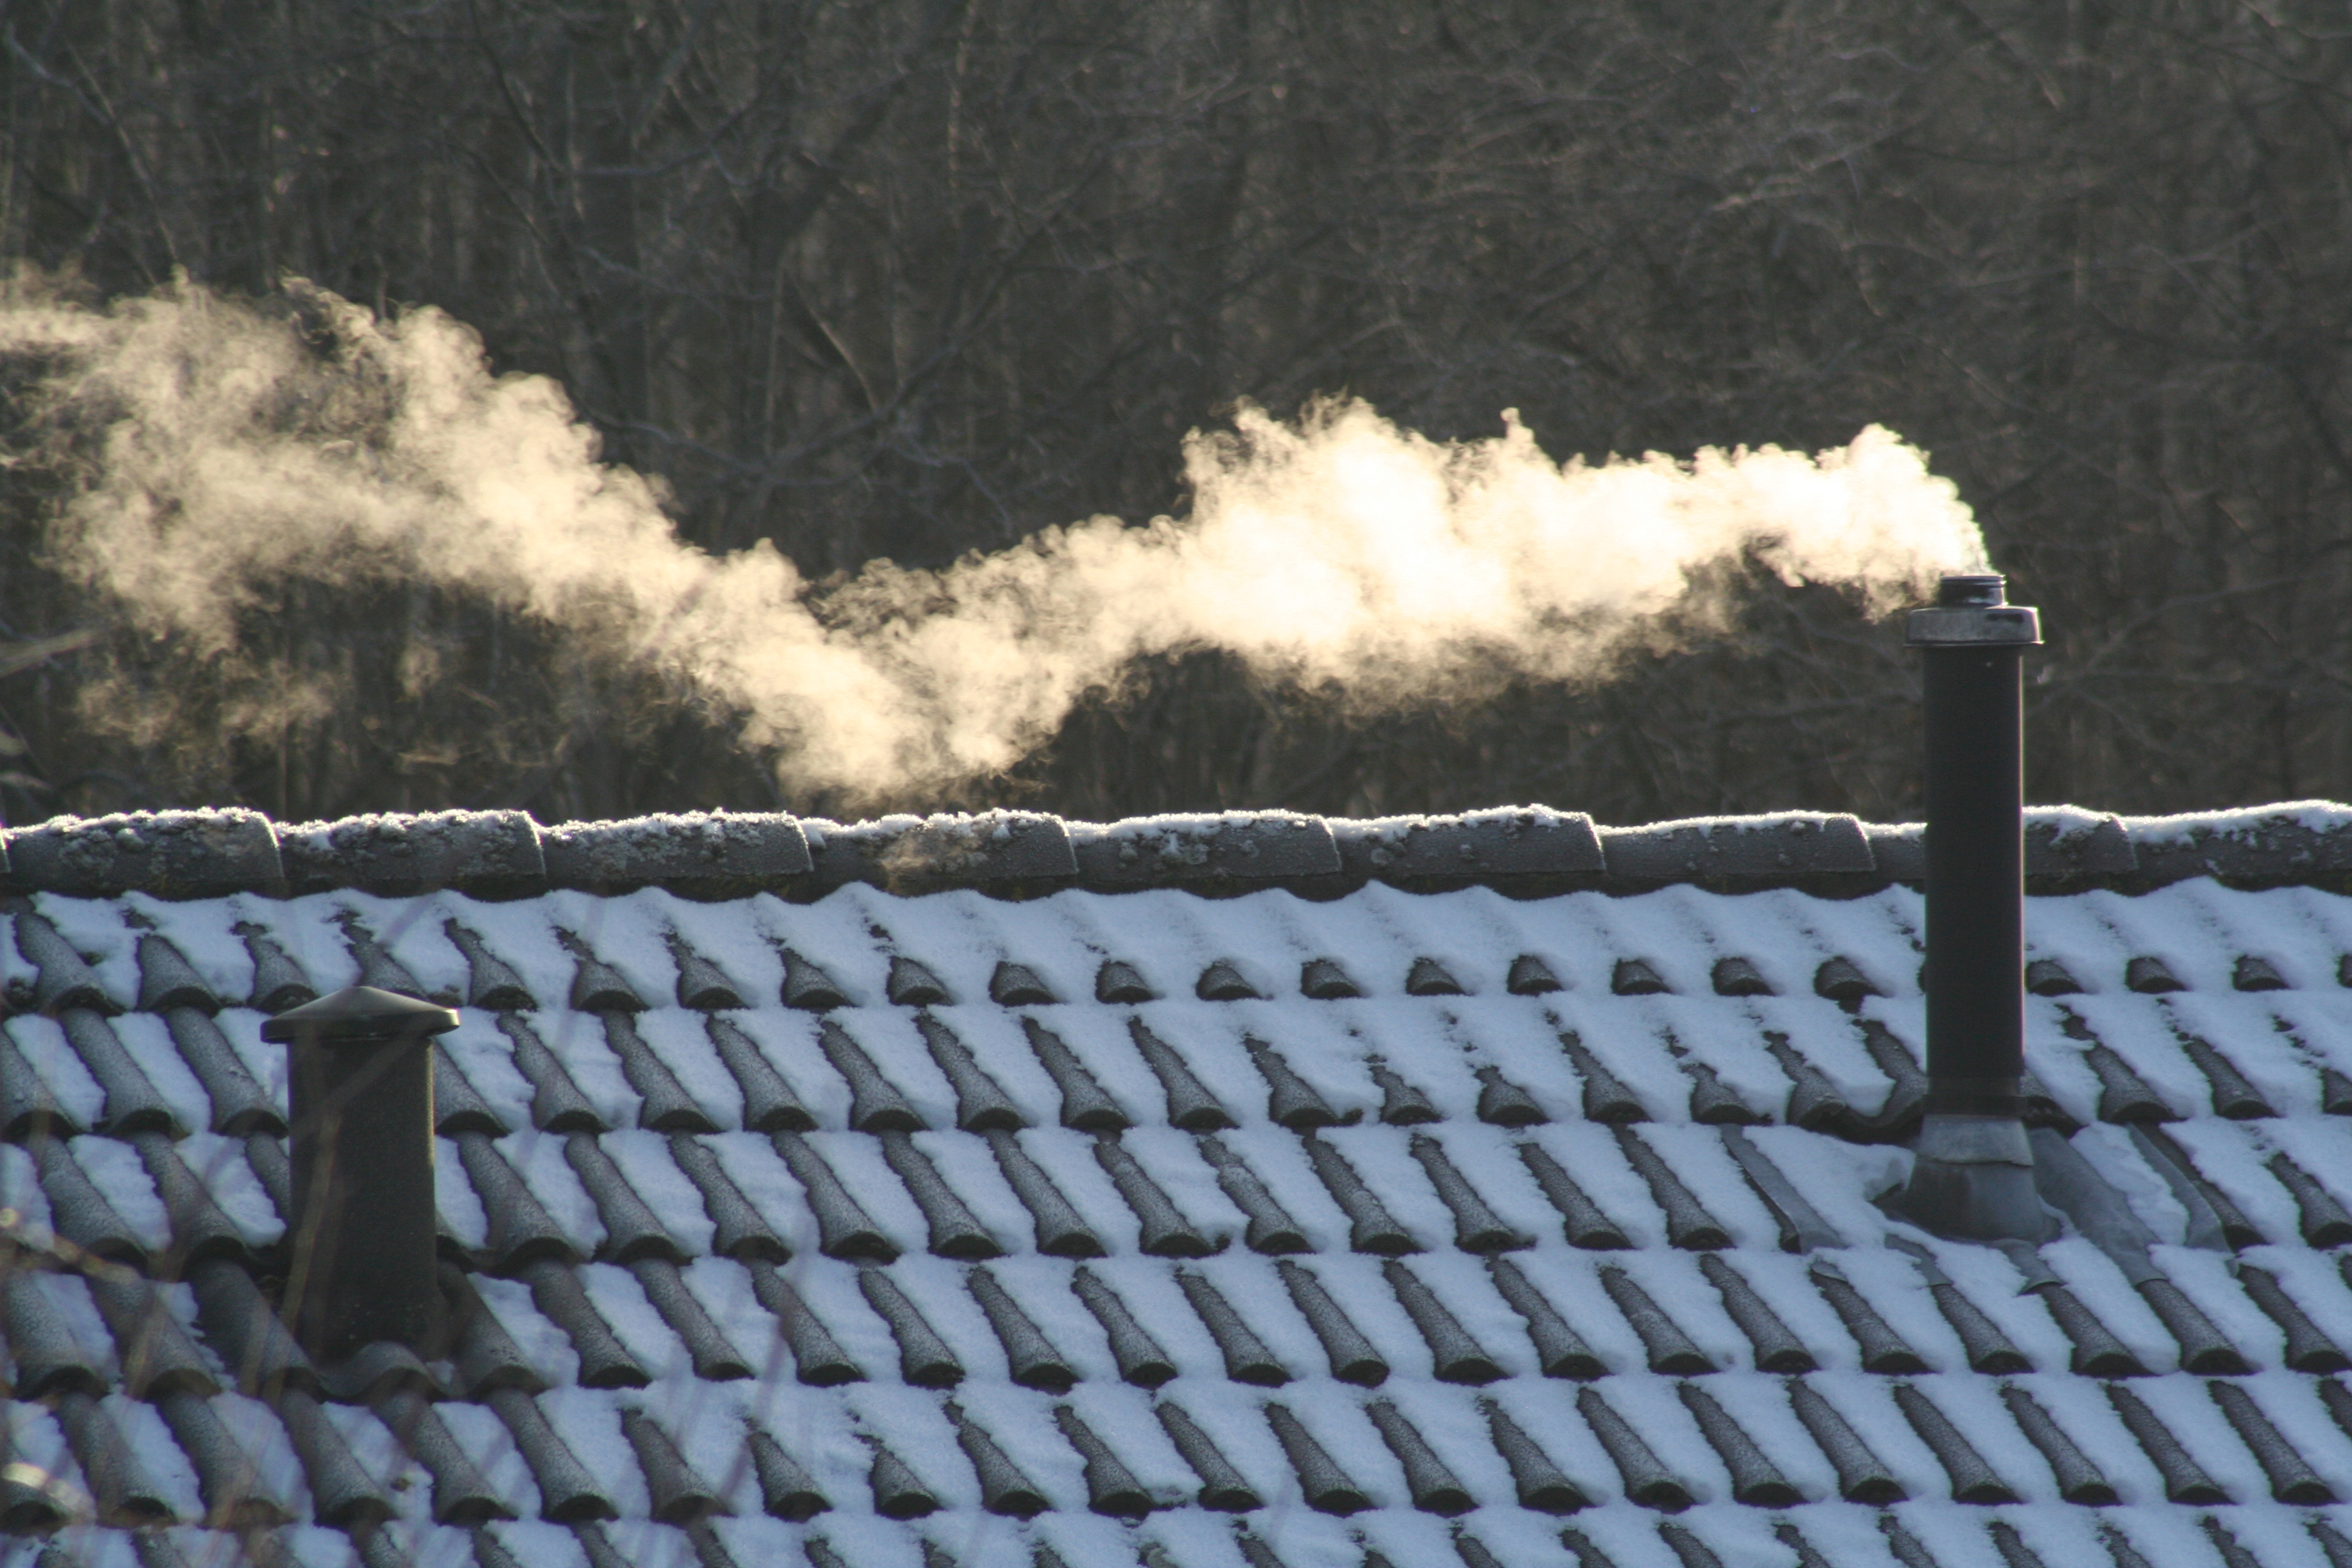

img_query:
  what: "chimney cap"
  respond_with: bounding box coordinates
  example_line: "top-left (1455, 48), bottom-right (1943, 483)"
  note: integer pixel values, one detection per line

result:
top-left (1936, 574), bottom-right (2007, 607)
top-left (1906, 572), bottom-right (2040, 647)
top-left (261, 985), bottom-right (459, 1043)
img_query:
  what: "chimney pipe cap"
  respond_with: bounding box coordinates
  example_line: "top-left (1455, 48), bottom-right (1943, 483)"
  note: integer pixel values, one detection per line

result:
top-left (1907, 573), bottom-right (2040, 647)
top-left (1936, 574), bottom-right (2007, 608)
top-left (261, 984), bottom-right (459, 1044)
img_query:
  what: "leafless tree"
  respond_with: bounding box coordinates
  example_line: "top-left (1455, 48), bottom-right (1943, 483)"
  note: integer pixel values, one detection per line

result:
top-left (3, 0), bottom-right (2349, 823)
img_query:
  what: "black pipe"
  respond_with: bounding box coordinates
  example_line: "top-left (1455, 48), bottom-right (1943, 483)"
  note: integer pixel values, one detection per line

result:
top-left (1895, 573), bottom-right (2053, 1243)
top-left (265, 986), bottom-right (455, 1361)
top-left (1919, 574), bottom-right (2031, 1109)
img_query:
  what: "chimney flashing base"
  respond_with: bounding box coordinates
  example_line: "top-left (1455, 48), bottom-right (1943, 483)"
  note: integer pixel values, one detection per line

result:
top-left (1914, 1111), bottom-right (2033, 1166)
top-left (1894, 1112), bottom-right (2059, 1244)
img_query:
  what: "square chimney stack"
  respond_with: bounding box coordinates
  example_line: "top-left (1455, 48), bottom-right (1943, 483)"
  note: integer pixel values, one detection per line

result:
top-left (264, 985), bottom-right (455, 1361)
top-left (1893, 573), bottom-right (2057, 1243)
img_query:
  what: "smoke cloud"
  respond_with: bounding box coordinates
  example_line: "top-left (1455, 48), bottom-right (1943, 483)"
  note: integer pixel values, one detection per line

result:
top-left (0, 275), bottom-right (1988, 801)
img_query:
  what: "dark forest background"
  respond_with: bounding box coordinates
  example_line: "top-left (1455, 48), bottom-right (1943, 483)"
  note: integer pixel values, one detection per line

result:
top-left (2, 0), bottom-right (2349, 828)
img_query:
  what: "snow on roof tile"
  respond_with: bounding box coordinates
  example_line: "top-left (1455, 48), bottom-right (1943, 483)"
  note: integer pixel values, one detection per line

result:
top-left (0, 797), bottom-right (2341, 902)
top-left (7, 806), bottom-right (2352, 1565)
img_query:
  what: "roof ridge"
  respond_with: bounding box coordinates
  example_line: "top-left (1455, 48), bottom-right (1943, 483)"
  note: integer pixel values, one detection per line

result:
top-left (2, 799), bottom-right (2347, 900)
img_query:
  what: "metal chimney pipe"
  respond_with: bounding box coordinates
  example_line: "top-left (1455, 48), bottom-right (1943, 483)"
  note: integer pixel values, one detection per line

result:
top-left (1893, 574), bottom-right (2057, 1243)
top-left (263, 985), bottom-right (456, 1361)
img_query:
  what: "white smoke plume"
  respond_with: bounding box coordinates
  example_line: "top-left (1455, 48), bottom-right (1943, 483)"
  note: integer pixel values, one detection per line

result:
top-left (0, 275), bottom-right (1988, 801)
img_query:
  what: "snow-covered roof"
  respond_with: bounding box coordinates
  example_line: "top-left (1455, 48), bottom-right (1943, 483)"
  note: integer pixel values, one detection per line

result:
top-left (6, 804), bottom-right (2352, 1568)
top-left (6, 800), bottom-right (2352, 902)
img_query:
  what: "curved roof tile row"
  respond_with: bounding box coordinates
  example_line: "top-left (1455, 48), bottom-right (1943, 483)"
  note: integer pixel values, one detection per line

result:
top-left (5, 801), bottom-right (2352, 900)
top-left (5, 807), bottom-right (2352, 1567)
